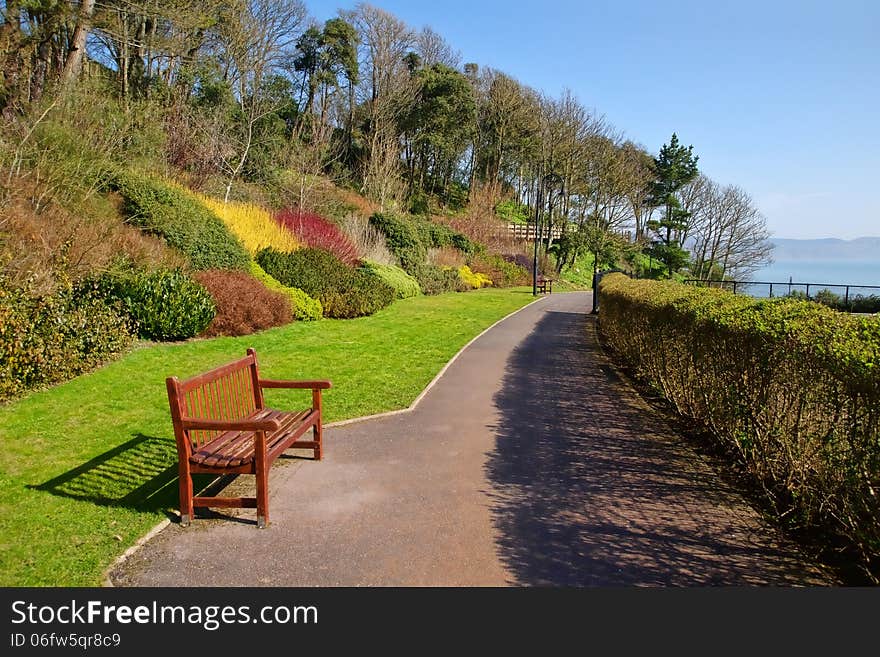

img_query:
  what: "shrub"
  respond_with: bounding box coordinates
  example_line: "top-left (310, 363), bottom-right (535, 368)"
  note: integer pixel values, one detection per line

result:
top-left (428, 246), bottom-right (466, 268)
top-left (112, 171), bottom-right (251, 271)
top-left (248, 261), bottom-right (322, 321)
top-left (803, 288), bottom-right (880, 314)
top-left (93, 268), bottom-right (216, 341)
top-left (256, 248), bottom-right (395, 319)
top-left (198, 196), bottom-right (299, 255)
top-left (414, 217), bottom-right (478, 254)
top-left (368, 212), bottom-right (426, 272)
top-left (458, 265), bottom-right (493, 289)
top-left (598, 273), bottom-right (880, 580)
top-left (275, 208), bottom-right (359, 265)
top-left (0, 277), bottom-right (134, 401)
top-left (368, 211), bottom-right (478, 273)
top-left (410, 263), bottom-right (461, 295)
top-left (469, 252), bottom-right (530, 286)
top-left (192, 270), bottom-right (292, 337)
top-left (360, 261), bottom-right (421, 299)
top-left (339, 215), bottom-right (396, 265)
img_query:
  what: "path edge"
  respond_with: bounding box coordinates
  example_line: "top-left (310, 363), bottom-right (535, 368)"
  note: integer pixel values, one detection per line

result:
top-left (103, 292), bottom-right (547, 587)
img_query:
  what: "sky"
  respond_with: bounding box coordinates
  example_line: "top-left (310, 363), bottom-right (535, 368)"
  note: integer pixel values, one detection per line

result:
top-left (307, 0), bottom-right (879, 240)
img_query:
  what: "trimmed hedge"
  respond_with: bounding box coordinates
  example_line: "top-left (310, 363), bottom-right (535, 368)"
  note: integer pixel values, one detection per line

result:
top-left (92, 268), bottom-right (216, 341)
top-left (248, 261), bottom-right (322, 321)
top-left (256, 247), bottom-right (395, 319)
top-left (360, 261), bottom-right (421, 299)
top-left (598, 273), bottom-right (880, 580)
top-left (192, 270), bottom-right (292, 337)
top-left (0, 278), bottom-right (134, 401)
top-left (113, 172), bottom-right (251, 271)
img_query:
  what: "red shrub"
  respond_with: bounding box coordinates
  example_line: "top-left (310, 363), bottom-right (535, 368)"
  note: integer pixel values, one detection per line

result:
top-left (275, 208), bottom-right (359, 265)
top-left (192, 270), bottom-right (292, 337)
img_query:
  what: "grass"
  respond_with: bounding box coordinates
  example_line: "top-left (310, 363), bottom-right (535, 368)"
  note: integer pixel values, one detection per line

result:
top-left (557, 252), bottom-right (596, 290)
top-left (0, 288), bottom-right (535, 586)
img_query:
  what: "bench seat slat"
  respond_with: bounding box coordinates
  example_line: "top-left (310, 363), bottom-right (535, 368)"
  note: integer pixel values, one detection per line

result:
top-left (189, 408), bottom-right (315, 468)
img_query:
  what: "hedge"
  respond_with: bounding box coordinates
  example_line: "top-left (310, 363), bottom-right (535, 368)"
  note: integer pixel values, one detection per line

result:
top-left (248, 261), bottom-right (322, 321)
top-left (256, 248), bottom-right (395, 319)
top-left (113, 172), bottom-right (251, 271)
top-left (0, 278), bottom-right (134, 401)
top-left (360, 261), bottom-right (421, 299)
top-left (597, 273), bottom-right (880, 580)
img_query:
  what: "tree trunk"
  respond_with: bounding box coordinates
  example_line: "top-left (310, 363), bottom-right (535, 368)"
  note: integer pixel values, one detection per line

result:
top-left (60, 0), bottom-right (95, 89)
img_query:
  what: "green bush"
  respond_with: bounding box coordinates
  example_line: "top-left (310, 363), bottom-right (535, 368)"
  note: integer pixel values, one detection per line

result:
top-left (801, 288), bottom-right (880, 314)
top-left (369, 212), bottom-right (478, 273)
top-left (0, 277), bottom-right (134, 401)
top-left (248, 261), bottom-right (322, 321)
top-left (598, 273), bottom-right (880, 579)
top-left (369, 212), bottom-right (426, 272)
top-left (91, 268), bottom-right (216, 341)
top-left (410, 263), bottom-right (462, 295)
top-left (256, 248), bottom-right (395, 319)
top-left (113, 171), bottom-right (250, 271)
top-left (360, 261), bottom-right (421, 299)
top-left (469, 252), bottom-right (530, 287)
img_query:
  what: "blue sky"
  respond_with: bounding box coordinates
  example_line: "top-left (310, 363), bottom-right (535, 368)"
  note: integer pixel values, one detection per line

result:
top-left (308, 0), bottom-right (879, 239)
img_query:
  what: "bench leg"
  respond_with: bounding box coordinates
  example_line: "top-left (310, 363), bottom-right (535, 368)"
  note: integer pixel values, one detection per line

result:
top-left (313, 389), bottom-right (323, 461)
top-left (178, 462), bottom-right (193, 527)
top-left (255, 434), bottom-right (269, 529)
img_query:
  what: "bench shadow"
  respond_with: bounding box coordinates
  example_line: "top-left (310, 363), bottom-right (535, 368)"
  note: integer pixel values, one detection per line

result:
top-left (485, 308), bottom-right (830, 586)
top-left (31, 433), bottom-right (213, 521)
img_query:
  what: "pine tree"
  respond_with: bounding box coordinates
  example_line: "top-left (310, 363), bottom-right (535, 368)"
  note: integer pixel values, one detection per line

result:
top-left (645, 133), bottom-right (699, 277)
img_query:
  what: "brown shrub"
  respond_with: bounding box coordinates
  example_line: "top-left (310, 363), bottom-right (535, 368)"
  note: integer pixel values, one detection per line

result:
top-left (428, 246), bottom-right (466, 268)
top-left (192, 270), bottom-right (292, 337)
top-left (0, 180), bottom-right (184, 294)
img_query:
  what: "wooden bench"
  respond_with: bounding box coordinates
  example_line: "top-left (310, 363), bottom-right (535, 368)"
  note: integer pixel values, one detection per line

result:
top-left (166, 348), bottom-right (331, 528)
top-left (536, 277), bottom-right (553, 294)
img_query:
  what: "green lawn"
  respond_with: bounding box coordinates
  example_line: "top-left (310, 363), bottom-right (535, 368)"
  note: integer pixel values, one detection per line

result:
top-left (0, 288), bottom-right (535, 585)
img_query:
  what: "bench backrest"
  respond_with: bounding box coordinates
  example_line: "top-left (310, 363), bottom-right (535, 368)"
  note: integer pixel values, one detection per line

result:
top-left (166, 348), bottom-right (264, 456)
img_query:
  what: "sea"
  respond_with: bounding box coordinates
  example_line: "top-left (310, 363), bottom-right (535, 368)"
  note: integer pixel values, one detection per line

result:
top-left (744, 260), bottom-right (880, 298)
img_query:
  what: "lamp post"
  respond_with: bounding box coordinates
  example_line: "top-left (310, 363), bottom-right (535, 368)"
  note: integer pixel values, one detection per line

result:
top-left (531, 176), bottom-right (543, 296)
top-left (532, 172), bottom-right (563, 296)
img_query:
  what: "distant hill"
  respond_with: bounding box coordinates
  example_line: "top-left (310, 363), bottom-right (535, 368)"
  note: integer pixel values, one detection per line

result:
top-left (770, 237), bottom-right (880, 260)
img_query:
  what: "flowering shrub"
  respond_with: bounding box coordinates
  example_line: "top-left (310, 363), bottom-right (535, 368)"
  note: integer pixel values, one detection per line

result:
top-left (198, 196), bottom-right (299, 255)
top-left (275, 209), bottom-right (359, 265)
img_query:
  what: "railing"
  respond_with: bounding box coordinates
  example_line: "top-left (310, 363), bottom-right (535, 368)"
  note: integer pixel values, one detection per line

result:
top-left (504, 223), bottom-right (563, 241)
top-left (684, 279), bottom-right (880, 309)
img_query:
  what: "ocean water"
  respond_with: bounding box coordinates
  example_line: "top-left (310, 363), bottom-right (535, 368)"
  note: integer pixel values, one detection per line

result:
top-left (744, 260), bottom-right (880, 297)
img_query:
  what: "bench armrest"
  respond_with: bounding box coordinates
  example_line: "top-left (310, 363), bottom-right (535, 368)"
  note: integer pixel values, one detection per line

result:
top-left (259, 379), bottom-right (332, 390)
top-left (181, 417), bottom-right (282, 432)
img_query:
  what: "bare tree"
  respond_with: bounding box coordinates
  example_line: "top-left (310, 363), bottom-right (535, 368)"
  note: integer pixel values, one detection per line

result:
top-left (214, 0), bottom-right (307, 200)
top-left (415, 26), bottom-right (460, 68)
top-left (687, 177), bottom-right (774, 280)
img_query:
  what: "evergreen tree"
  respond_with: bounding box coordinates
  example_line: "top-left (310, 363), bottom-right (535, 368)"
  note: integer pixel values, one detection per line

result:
top-left (645, 133), bottom-right (699, 277)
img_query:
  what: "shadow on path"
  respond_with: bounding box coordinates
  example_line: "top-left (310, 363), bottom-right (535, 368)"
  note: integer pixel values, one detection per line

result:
top-left (486, 304), bottom-right (831, 586)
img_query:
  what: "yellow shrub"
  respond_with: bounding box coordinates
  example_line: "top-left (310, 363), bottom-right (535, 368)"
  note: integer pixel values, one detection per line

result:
top-left (195, 194), bottom-right (299, 255)
top-left (458, 265), bottom-right (493, 289)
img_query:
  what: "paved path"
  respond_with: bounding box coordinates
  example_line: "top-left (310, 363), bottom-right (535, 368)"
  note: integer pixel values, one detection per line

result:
top-left (111, 292), bottom-right (834, 586)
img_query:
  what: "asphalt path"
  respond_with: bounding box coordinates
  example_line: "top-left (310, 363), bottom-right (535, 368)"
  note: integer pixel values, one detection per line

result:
top-left (110, 291), bottom-right (833, 586)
